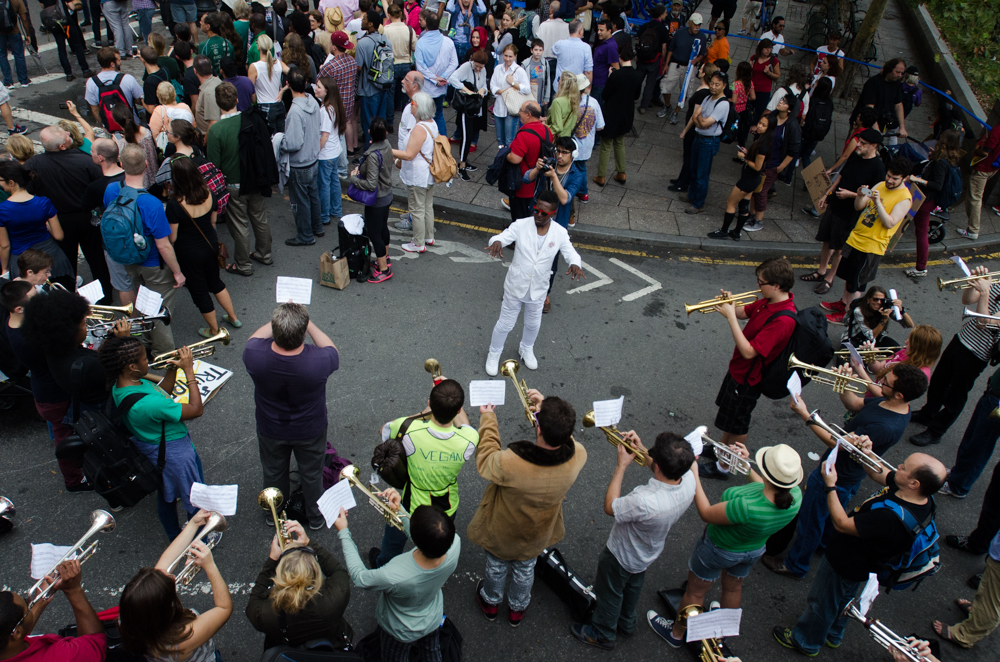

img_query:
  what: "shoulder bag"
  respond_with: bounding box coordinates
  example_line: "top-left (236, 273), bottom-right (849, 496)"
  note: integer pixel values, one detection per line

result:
top-left (347, 149), bottom-right (383, 206)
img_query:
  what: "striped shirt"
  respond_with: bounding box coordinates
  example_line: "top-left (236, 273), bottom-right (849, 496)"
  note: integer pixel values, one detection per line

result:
top-left (708, 482), bottom-right (802, 553)
top-left (959, 282), bottom-right (1000, 362)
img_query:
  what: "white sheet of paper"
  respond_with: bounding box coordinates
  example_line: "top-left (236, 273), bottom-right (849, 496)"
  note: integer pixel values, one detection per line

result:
top-left (317, 479), bottom-right (358, 528)
top-left (189, 483), bottom-right (239, 516)
top-left (30, 544), bottom-right (74, 580)
top-left (686, 608), bottom-right (743, 642)
top-left (135, 285), bottom-right (163, 317)
top-left (469, 380), bottom-right (506, 406)
top-left (824, 441), bottom-right (840, 475)
top-left (276, 277), bottom-right (313, 305)
top-left (684, 426), bottom-right (707, 456)
top-left (787, 372), bottom-right (802, 403)
top-left (951, 255), bottom-right (972, 277)
top-left (888, 288), bottom-right (902, 321)
top-left (841, 341), bottom-right (865, 367)
top-left (77, 280), bottom-right (105, 305)
top-left (858, 573), bottom-right (880, 616)
top-left (592, 396), bottom-right (624, 428)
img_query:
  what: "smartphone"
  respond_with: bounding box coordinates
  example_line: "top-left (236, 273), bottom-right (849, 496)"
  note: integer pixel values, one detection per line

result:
top-left (58, 103), bottom-right (68, 109)
top-left (859, 187), bottom-right (872, 198)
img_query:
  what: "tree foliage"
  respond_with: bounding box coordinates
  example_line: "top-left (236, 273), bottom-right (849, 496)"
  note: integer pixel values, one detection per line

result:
top-left (922, 0), bottom-right (999, 103)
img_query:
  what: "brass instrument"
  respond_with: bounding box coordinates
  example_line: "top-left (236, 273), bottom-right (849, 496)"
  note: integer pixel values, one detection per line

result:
top-left (788, 353), bottom-right (870, 394)
top-left (699, 431), bottom-right (754, 475)
top-left (43, 279), bottom-right (69, 292)
top-left (684, 290), bottom-right (758, 315)
top-left (806, 410), bottom-right (895, 473)
top-left (0, 496), bottom-right (14, 534)
top-left (842, 599), bottom-right (922, 662)
top-left (834, 346), bottom-right (904, 363)
top-left (89, 308), bottom-right (172, 338)
top-left (500, 359), bottom-right (537, 428)
top-left (165, 512), bottom-right (228, 586)
top-left (87, 303), bottom-right (134, 321)
top-left (258, 488), bottom-right (292, 550)
top-left (340, 465), bottom-right (409, 531)
top-left (962, 308), bottom-right (1000, 329)
top-left (149, 328), bottom-right (230, 370)
top-left (676, 604), bottom-right (727, 662)
top-left (27, 510), bottom-right (116, 610)
top-left (424, 358), bottom-right (443, 384)
top-left (938, 273), bottom-right (993, 291)
top-left (582, 410), bottom-right (648, 466)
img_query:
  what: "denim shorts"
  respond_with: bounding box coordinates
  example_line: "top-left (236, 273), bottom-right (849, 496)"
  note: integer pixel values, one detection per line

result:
top-left (688, 529), bottom-right (765, 581)
top-left (170, 2), bottom-right (197, 23)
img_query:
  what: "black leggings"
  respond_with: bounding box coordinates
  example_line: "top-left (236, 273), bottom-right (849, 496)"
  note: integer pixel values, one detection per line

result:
top-left (364, 203), bottom-right (391, 259)
top-left (456, 112), bottom-right (475, 164)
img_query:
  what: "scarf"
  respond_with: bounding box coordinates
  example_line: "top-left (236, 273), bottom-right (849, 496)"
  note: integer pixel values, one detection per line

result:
top-left (415, 28), bottom-right (443, 70)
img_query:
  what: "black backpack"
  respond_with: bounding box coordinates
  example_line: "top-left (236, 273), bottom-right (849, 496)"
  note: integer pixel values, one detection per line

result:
top-left (718, 98), bottom-right (740, 144)
top-left (259, 639), bottom-right (360, 662)
top-left (802, 97), bottom-right (833, 143)
top-left (336, 220), bottom-right (372, 282)
top-left (0, 0), bottom-right (15, 32)
top-left (636, 25), bottom-right (660, 62)
top-left (758, 306), bottom-right (835, 399)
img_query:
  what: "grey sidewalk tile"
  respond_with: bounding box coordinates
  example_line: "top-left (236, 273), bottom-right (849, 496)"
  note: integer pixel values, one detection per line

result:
top-left (623, 189), bottom-right (677, 211)
top-left (585, 185), bottom-right (626, 207)
top-left (434, 182), bottom-right (483, 204)
top-left (676, 213), bottom-right (719, 237)
top-left (471, 188), bottom-right (506, 211)
top-left (629, 208), bottom-right (680, 235)
top-left (578, 203), bottom-right (629, 229)
top-left (745, 221), bottom-right (792, 243)
top-left (774, 218), bottom-right (821, 244)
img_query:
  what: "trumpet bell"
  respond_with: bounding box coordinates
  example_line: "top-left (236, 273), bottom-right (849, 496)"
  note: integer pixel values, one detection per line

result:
top-left (424, 358), bottom-right (442, 378)
top-left (0, 496), bottom-right (14, 534)
top-left (258, 487), bottom-right (284, 510)
top-left (500, 358), bottom-right (520, 377)
top-left (582, 410), bottom-right (596, 428)
top-left (90, 508), bottom-right (117, 533)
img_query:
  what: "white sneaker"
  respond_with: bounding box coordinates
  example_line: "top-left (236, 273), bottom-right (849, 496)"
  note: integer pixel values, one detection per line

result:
top-left (519, 344), bottom-right (538, 370)
top-left (395, 215), bottom-right (412, 230)
top-left (426, 238), bottom-right (435, 246)
top-left (905, 268), bottom-right (927, 277)
top-left (401, 242), bottom-right (426, 253)
top-left (957, 228), bottom-right (979, 240)
top-left (485, 350), bottom-right (501, 376)
top-left (743, 219), bottom-right (764, 232)
top-left (501, 197), bottom-right (510, 210)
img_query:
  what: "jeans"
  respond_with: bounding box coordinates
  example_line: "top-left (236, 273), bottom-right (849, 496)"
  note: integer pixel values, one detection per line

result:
top-left (481, 550), bottom-right (536, 612)
top-left (393, 63), bottom-right (411, 112)
top-left (689, 134), bottom-right (721, 209)
top-left (637, 59), bottom-right (660, 109)
top-left (122, 263), bottom-right (178, 356)
top-left (799, 139), bottom-right (819, 169)
top-left (359, 90), bottom-right (393, 146)
top-left (34, 400), bottom-right (83, 487)
top-left (490, 291), bottom-right (544, 354)
top-left (338, 135), bottom-right (348, 179)
top-left (0, 32), bottom-right (28, 86)
top-left (376, 522), bottom-right (409, 567)
top-left (918, 335), bottom-right (989, 436)
top-left (136, 8), bottom-right (156, 41)
top-left (752, 91), bottom-right (771, 122)
top-left (689, 529), bottom-right (765, 581)
top-left (260, 101), bottom-right (286, 134)
top-left (101, 1), bottom-right (133, 56)
top-left (257, 428), bottom-right (327, 528)
top-left (783, 469), bottom-right (860, 577)
top-left (948, 390), bottom-right (1000, 496)
top-left (288, 163), bottom-right (322, 244)
top-left (591, 546), bottom-right (645, 642)
top-left (89, 0), bottom-right (113, 44)
top-left (597, 135), bottom-right (625, 178)
top-left (910, 194), bottom-right (936, 271)
top-left (495, 115), bottom-right (519, 148)
top-left (224, 186), bottom-right (271, 273)
top-left (318, 158), bottom-right (343, 223)
top-left (432, 95), bottom-right (446, 136)
top-left (50, 13), bottom-right (91, 76)
top-left (790, 557), bottom-right (862, 654)
top-left (157, 453), bottom-right (204, 540)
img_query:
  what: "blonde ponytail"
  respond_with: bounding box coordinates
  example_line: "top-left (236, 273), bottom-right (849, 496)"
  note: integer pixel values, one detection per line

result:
top-left (269, 549), bottom-right (323, 615)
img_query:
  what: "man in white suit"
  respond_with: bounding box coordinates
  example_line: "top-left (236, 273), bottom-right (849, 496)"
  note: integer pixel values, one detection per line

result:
top-left (484, 190), bottom-right (586, 375)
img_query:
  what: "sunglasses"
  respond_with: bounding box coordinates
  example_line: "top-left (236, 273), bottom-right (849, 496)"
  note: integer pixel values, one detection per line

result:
top-left (870, 297), bottom-right (886, 303)
top-left (533, 207), bottom-right (556, 217)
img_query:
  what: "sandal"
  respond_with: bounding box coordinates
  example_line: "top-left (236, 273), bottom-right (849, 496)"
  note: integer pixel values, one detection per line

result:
top-left (956, 599), bottom-right (972, 616)
top-left (249, 252), bottom-right (273, 266)
top-left (814, 280), bottom-right (833, 295)
top-left (225, 263), bottom-right (253, 277)
top-left (223, 314), bottom-right (242, 329)
top-left (198, 327), bottom-right (217, 339)
top-left (800, 270), bottom-right (826, 282)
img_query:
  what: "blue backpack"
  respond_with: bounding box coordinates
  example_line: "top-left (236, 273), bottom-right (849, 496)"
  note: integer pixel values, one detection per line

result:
top-left (935, 163), bottom-right (963, 210)
top-left (101, 186), bottom-right (152, 266)
top-left (870, 496), bottom-right (941, 592)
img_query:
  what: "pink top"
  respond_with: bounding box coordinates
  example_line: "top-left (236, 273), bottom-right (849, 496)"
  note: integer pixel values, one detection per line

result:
top-left (7, 634), bottom-right (106, 662)
top-left (864, 349), bottom-right (931, 400)
top-left (733, 80), bottom-right (753, 113)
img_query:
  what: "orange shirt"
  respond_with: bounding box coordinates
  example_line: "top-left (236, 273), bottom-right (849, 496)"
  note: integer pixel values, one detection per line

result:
top-left (706, 36), bottom-right (729, 64)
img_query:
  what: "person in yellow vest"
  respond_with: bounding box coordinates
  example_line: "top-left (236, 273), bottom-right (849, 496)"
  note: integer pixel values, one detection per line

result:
top-left (822, 156), bottom-right (913, 325)
top-left (370, 379), bottom-right (477, 568)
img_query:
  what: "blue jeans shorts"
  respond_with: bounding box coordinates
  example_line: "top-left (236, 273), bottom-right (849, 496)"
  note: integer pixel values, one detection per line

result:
top-left (688, 529), bottom-right (765, 581)
top-left (171, 2), bottom-right (197, 23)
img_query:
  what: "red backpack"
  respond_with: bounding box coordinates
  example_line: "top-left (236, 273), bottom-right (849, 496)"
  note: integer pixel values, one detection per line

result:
top-left (92, 73), bottom-right (135, 132)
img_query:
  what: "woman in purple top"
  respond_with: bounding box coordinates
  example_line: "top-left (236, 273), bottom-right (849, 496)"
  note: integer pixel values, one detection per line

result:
top-left (0, 161), bottom-right (73, 286)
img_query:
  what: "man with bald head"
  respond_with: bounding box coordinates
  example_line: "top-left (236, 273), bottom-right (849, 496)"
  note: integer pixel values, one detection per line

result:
top-left (26, 124), bottom-right (110, 303)
top-left (773, 448), bottom-right (946, 656)
top-left (504, 100), bottom-right (553, 226)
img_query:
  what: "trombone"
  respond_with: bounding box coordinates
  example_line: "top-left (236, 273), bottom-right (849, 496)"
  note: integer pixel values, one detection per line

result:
top-left (27, 510), bottom-right (116, 610)
top-left (165, 511), bottom-right (228, 586)
top-left (500, 359), bottom-right (538, 428)
top-left (842, 598), bottom-right (922, 662)
top-left (89, 308), bottom-right (172, 338)
top-left (582, 410), bottom-right (648, 466)
top-left (676, 603), bottom-right (727, 662)
top-left (424, 358), bottom-right (444, 384)
top-left (834, 346), bottom-right (903, 363)
top-left (0, 496), bottom-right (14, 534)
top-left (938, 273), bottom-right (993, 291)
top-left (340, 465), bottom-right (409, 531)
top-left (149, 328), bottom-right (230, 370)
top-left (87, 303), bottom-right (134, 321)
top-left (258, 488), bottom-right (292, 550)
top-left (962, 308), bottom-right (1000, 329)
top-left (684, 290), bottom-right (758, 315)
top-left (43, 279), bottom-right (69, 293)
top-left (699, 431), bottom-right (754, 475)
top-left (788, 353), bottom-right (870, 395)
top-left (806, 410), bottom-right (895, 474)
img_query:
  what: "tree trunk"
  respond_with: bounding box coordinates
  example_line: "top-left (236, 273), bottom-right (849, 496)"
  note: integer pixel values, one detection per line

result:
top-left (836, 0), bottom-right (890, 99)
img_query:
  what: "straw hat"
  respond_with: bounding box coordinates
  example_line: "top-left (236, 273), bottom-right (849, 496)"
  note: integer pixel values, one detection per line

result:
top-left (754, 444), bottom-right (803, 488)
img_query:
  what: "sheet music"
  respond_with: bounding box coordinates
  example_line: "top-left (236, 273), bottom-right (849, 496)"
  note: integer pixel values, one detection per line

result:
top-left (824, 441), bottom-right (840, 475)
top-left (30, 544), bottom-right (74, 580)
top-left (592, 396), bottom-right (624, 428)
top-left (841, 342), bottom-right (865, 367)
top-left (888, 289), bottom-right (902, 321)
top-left (951, 255), bottom-right (972, 277)
top-left (469, 380), bottom-right (506, 406)
top-left (189, 483), bottom-right (239, 516)
top-left (787, 372), bottom-right (802, 403)
top-left (686, 608), bottom-right (742, 642)
top-left (858, 573), bottom-right (880, 616)
top-left (135, 285), bottom-right (163, 317)
top-left (317, 480), bottom-right (358, 528)
top-left (276, 277), bottom-right (313, 305)
top-left (77, 279), bottom-right (105, 305)
top-left (684, 426), bottom-right (706, 456)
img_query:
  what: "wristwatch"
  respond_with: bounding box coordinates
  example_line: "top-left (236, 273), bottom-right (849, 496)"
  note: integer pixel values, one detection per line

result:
top-left (824, 485), bottom-right (837, 494)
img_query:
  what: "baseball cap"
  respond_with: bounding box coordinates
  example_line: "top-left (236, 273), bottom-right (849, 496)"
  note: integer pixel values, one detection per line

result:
top-left (689, 12), bottom-right (704, 25)
top-left (330, 31), bottom-right (351, 51)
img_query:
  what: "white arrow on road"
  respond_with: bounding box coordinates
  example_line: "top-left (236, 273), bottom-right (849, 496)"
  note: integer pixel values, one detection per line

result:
top-left (610, 258), bottom-right (662, 301)
top-left (566, 259), bottom-right (612, 294)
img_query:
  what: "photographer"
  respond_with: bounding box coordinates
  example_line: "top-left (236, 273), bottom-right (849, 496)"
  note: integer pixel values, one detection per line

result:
top-left (842, 285), bottom-right (914, 350)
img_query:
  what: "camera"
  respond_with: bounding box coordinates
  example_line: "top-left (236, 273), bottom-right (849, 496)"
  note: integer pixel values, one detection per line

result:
top-left (538, 157), bottom-right (557, 173)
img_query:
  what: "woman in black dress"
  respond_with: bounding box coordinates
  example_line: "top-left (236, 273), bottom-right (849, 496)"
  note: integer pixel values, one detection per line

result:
top-left (165, 157), bottom-right (241, 338)
top-left (708, 114), bottom-right (775, 241)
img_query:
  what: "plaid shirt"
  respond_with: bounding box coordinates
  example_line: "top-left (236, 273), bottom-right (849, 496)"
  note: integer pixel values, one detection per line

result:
top-left (320, 54), bottom-right (357, 118)
top-left (132, 0), bottom-right (157, 9)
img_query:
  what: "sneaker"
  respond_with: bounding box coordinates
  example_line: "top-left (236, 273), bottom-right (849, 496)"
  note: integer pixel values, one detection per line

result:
top-left (738, 28), bottom-right (748, 35)
top-left (476, 579), bottom-right (498, 621)
top-left (825, 312), bottom-right (845, 325)
top-left (469, 144), bottom-right (477, 152)
top-left (968, 573), bottom-right (983, 590)
top-left (485, 350), bottom-right (502, 376)
top-left (637, 107), bottom-right (646, 115)
top-left (309, 521), bottom-right (324, 530)
top-left (930, 206), bottom-right (950, 220)
top-left (401, 242), bottom-right (425, 253)
top-left (519, 344), bottom-right (538, 370)
top-left (773, 626), bottom-right (817, 657)
top-left (66, 478), bottom-right (95, 492)
top-left (825, 638), bottom-right (841, 649)
top-left (669, 110), bottom-right (679, 124)
top-left (743, 219), bottom-right (763, 232)
top-left (425, 238), bottom-right (434, 246)
top-left (6, 125), bottom-right (24, 136)
top-left (820, 300), bottom-right (846, 313)
top-left (577, 192), bottom-right (588, 202)
top-left (656, 107), bottom-right (668, 118)
top-left (368, 547), bottom-right (381, 568)
top-left (801, 206), bottom-right (819, 218)
top-left (449, 137), bottom-right (460, 144)
top-left (570, 623), bottom-right (614, 650)
top-left (508, 607), bottom-right (525, 628)
top-left (946, 534), bottom-right (985, 554)
top-left (938, 482), bottom-right (966, 499)
top-left (957, 228), bottom-right (979, 240)
top-left (395, 215), bottom-right (412, 230)
top-left (367, 267), bottom-right (393, 284)
top-left (992, 205), bottom-right (1000, 217)
top-left (66, 74), bottom-right (75, 82)
top-left (905, 268), bottom-right (927, 277)
top-left (707, 229), bottom-right (730, 239)
top-left (646, 610), bottom-right (682, 648)
top-left (501, 197), bottom-right (510, 210)
top-left (909, 429), bottom-right (942, 447)
top-left (465, 164), bottom-right (478, 172)
top-left (458, 168), bottom-right (471, 182)
top-left (698, 462), bottom-right (729, 480)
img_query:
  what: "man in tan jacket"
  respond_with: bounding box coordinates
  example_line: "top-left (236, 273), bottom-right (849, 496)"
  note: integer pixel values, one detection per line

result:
top-left (467, 388), bottom-right (587, 628)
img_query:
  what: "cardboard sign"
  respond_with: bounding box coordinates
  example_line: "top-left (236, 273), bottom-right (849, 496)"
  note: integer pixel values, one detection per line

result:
top-left (802, 157), bottom-right (831, 211)
top-left (169, 360), bottom-right (232, 404)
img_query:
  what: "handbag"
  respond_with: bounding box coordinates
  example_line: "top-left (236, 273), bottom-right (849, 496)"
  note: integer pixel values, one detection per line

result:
top-left (181, 200), bottom-right (229, 269)
top-left (347, 150), bottom-right (383, 206)
top-left (450, 85), bottom-right (482, 115)
top-left (500, 86), bottom-right (532, 115)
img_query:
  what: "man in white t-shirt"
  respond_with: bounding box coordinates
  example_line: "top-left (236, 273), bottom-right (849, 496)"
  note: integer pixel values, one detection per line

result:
top-left (760, 15), bottom-right (792, 56)
top-left (811, 31), bottom-right (844, 77)
top-left (571, 431), bottom-right (697, 650)
top-left (84, 46), bottom-right (144, 126)
top-left (395, 70), bottom-right (424, 231)
top-left (537, 1), bottom-right (570, 58)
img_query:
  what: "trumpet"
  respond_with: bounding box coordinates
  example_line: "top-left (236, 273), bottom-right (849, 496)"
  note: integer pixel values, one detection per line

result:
top-left (842, 598), bottom-right (922, 662)
top-left (834, 346), bottom-right (903, 363)
top-left (500, 359), bottom-right (537, 428)
top-left (676, 604), bottom-right (727, 662)
top-left (684, 290), bottom-right (758, 315)
top-left (788, 353), bottom-right (870, 395)
top-left (424, 358), bottom-right (444, 385)
top-left (938, 273), bottom-right (992, 291)
top-left (340, 465), bottom-right (409, 531)
top-left (27, 510), bottom-right (116, 610)
top-left (0, 496), bottom-right (14, 534)
top-left (89, 308), bottom-right (172, 338)
top-left (165, 512), bottom-right (228, 586)
top-left (43, 279), bottom-right (69, 292)
top-left (87, 303), bottom-right (134, 321)
top-left (699, 432), bottom-right (755, 475)
top-left (149, 328), bottom-right (230, 370)
top-left (582, 410), bottom-right (648, 466)
top-left (806, 410), bottom-right (895, 474)
top-left (258, 488), bottom-right (292, 550)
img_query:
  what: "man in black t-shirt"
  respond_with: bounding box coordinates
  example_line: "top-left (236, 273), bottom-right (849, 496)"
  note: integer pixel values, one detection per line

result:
top-left (773, 449), bottom-right (946, 656)
top-left (140, 46), bottom-right (170, 116)
top-left (851, 58), bottom-right (907, 141)
top-left (635, 4), bottom-right (670, 114)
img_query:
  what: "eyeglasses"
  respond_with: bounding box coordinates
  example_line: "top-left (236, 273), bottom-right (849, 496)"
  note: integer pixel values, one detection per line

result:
top-left (757, 279), bottom-right (773, 287)
top-left (533, 207), bottom-right (556, 217)
top-left (555, 149), bottom-right (572, 155)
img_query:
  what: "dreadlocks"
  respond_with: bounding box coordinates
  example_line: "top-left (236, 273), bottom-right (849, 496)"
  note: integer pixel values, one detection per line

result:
top-left (97, 336), bottom-right (145, 389)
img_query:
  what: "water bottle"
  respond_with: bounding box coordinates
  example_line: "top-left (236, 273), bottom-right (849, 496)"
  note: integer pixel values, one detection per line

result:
top-left (133, 233), bottom-right (147, 250)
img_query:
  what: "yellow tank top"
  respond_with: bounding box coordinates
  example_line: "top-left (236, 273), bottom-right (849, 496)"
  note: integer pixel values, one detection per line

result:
top-left (846, 181), bottom-right (913, 256)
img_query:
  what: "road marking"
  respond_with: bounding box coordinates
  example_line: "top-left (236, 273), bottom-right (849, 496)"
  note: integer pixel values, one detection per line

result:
top-left (567, 259), bottom-right (612, 294)
top-left (11, 107), bottom-right (66, 126)
top-left (610, 258), bottom-right (662, 301)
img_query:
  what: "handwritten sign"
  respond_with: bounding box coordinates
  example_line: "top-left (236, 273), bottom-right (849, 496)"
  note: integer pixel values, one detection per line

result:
top-left (276, 277), bottom-right (313, 305)
top-left (469, 380), bottom-right (506, 406)
top-left (77, 280), bottom-right (105, 305)
top-left (189, 483), bottom-right (239, 516)
top-left (30, 544), bottom-right (74, 580)
top-left (802, 157), bottom-right (830, 211)
top-left (592, 396), bottom-right (624, 428)
top-left (684, 426), bottom-right (707, 456)
top-left (135, 285), bottom-right (163, 317)
top-left (169, 360), bottom-right (232, 405)
top-left (686, 607), bottom-right (742, 642)
top-left (317, 480), bottom-right (357, 528)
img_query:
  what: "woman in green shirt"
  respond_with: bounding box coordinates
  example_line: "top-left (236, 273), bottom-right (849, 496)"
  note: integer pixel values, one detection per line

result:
top-left (546, 71), bottom-right (581, 138)
top-left (98, 336), bottom-right (205, 541)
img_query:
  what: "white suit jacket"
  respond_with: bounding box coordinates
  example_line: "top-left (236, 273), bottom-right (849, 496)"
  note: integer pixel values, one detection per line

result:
top-left (489, 217), bottom-right (582, 302)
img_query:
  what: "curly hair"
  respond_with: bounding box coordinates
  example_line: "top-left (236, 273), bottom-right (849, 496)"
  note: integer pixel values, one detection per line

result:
top-left (97, 336), bottom-right (145, 389)
top-left (22, 290), bottom-right (90, 356)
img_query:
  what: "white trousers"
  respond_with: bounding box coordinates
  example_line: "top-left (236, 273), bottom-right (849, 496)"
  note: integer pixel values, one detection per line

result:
top-left (489, 291), bottom-right (544, 354)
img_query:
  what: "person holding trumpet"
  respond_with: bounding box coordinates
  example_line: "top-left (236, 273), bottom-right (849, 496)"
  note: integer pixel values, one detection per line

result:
top-left (843, 325), bottom-right (941, 401)
top-left (702, 257), bottom-right (796, 480)
top-left (98, 336), bottom-right (205, 540)
top-left (571, 432), bottom-right (695, 650)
